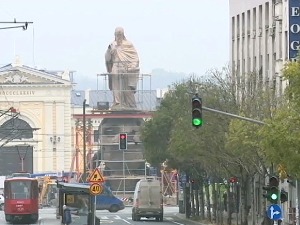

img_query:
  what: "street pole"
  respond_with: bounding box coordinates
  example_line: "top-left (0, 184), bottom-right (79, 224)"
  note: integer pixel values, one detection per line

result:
top-left (21, 158), bottom-right (24, 172)
top-left (203, 106), bottom-right (265, 125)
top-left (296, 180), bottom-right (300, 225)
top-left (83, 99), bottom-right (87, 183)
top-left (185, 174), bottom-right (191, 219)
top-left (94, 195), bottom-right (96, 225)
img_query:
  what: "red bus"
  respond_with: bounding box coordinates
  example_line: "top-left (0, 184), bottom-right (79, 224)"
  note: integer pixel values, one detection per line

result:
top-left (4, 175), bottom-right (39, 223)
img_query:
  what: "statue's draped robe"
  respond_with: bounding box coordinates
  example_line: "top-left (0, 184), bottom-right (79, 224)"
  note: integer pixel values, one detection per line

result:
top-left (105, 39), bottom-right (140, 108)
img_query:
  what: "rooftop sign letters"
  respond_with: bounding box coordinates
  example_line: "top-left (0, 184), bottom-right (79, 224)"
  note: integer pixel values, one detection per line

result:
top-left (289, 0), bottom-right (300, 59)
top-left (0, 90), bottom-right (35, 96)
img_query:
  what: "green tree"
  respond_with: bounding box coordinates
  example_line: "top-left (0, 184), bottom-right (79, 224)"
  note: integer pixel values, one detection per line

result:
top-left (259, 59), bottom-right (300, 177)
top-left (141, 67), bottom-right (239, 222)
top-left (224, 71), bottom-right (281, 225)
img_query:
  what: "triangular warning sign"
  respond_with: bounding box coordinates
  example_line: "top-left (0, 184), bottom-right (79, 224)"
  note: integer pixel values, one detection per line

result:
top-left (88, 168), bottom-right (104, 183)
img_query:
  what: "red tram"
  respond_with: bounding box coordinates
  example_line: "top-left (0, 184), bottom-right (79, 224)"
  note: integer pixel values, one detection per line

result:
top-left (4, 173), bottom-right (39, 223)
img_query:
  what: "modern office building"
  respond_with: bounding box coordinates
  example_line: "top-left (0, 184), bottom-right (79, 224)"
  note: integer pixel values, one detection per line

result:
top-left (229, 0), bottom-right (300, 97)
top-left (229, 1), bottom-right (300, 223)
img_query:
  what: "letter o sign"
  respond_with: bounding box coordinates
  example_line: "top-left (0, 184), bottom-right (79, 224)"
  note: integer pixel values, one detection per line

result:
top-left (290, 24), bottom-right (300, 33)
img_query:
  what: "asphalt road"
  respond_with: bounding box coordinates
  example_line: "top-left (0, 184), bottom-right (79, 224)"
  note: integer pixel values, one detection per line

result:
top-left (0, 206), bottom-right (197, 225)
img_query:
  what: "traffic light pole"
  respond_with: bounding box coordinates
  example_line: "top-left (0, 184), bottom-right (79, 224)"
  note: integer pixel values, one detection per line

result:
top-left (203, 106), bottom-right (266, 125)
top-left (83, 99), bottom-right (87, 183)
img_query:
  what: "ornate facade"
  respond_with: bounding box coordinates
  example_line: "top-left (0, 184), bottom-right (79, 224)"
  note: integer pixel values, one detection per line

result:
top-left (0, 60), bottom-right (73, 174)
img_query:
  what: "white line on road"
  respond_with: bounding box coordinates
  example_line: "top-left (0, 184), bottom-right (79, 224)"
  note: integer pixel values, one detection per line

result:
top-left (165, 217), bottom-right (174, 220)
top-left (113, 215), bottom-right (131, 224)
top-left (121, 218), bottom-right (132, 224)
top-left (114, 215), bottom-right (121, 219)
top-left (172, 221), bottom-right (185, 225)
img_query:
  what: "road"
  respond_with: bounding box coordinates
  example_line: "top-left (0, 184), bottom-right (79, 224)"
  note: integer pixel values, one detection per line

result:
top-left (0, 206), bottom-right (196, 225)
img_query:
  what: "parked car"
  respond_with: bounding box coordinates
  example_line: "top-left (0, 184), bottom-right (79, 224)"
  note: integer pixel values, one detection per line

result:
top-left (94, 187), bottom-right (125, 212)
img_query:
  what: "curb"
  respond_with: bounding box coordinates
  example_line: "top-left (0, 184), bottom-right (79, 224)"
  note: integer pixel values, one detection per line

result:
top-left (175, 213), bottom-right (212, 225)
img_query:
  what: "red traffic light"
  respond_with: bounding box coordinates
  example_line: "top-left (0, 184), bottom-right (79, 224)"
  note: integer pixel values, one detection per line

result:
top-left (119, 133), bottom-right (127, 150)
top-left (120, 134), bottom-right (126, 139)
top-left (229, 177), bottom-right (238, 183)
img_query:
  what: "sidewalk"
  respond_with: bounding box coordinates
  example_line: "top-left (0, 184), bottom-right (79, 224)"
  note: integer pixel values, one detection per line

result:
top-left (175, 212), bottom-right (261, 225)
top-left (175, 213), bottom-right (214, 225)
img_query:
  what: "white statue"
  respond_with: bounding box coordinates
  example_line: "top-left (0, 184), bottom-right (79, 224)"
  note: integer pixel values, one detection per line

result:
top-left (105, 27), bottom-right (140, 109)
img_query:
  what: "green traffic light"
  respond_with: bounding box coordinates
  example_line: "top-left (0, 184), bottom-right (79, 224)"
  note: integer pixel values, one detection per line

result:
top-left (271, 193), bottom-right (278, 200)
top-left (192, 118), bottom-right (202, 126)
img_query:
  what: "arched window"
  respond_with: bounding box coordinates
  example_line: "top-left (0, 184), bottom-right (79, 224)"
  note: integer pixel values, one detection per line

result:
top-left (0, 118), bottom-right (33, 139)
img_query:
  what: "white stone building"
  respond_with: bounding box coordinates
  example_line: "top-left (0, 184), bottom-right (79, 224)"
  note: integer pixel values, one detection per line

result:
top-left (229, 0), bottom-right (300, 97)
top-left (0, 59), bottom-right (73, 174)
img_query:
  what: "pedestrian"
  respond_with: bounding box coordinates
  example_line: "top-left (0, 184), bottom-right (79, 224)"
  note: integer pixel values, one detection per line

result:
top-left (62, 205), bottom-right (72, 225)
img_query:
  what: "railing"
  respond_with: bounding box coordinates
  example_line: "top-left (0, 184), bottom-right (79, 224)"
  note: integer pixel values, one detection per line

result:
top-left (72, 89), bottom-right (158, 111)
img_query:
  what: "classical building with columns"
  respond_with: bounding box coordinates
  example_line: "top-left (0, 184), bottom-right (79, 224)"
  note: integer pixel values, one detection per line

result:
top-left (0, 59), bottom-right (73, 175)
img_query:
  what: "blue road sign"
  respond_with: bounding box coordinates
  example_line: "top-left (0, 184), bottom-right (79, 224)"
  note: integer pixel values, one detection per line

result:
top-left (267, 204), bottom-right (282, 220)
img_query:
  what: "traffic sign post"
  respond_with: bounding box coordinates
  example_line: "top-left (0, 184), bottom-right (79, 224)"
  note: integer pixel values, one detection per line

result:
top-left (267, 204), bottom-right (282, 221)
top-left (88, 168), bottom-right (105, 183)
top-left (88, 168), bottom-right (105, 225)
top-left (89, 183), bottom-right (103, 195)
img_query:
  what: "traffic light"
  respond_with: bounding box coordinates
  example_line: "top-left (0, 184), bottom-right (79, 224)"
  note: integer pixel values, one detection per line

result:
top-left (192, 95), bottom-right (203, 128)
top-left (263, 176), bottom-right (279, 204)
top-left (119, 133), bottom-right (127, 150)
top-left (280, 189), bottom-right (288, 203)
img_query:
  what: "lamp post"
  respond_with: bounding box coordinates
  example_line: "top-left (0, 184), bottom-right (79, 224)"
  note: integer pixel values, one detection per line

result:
top-left (83, 99), bottom-right (87, 183)
top-left (50, 135), bottom-right (60, 171)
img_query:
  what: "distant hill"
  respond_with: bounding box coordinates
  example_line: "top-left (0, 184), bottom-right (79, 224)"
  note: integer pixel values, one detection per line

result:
top-left (73, 68), bottom-right (189, 91)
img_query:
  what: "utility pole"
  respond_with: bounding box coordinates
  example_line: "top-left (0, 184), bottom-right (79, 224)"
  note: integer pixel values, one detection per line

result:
top-left (82, 99), bottom-right (87, 183)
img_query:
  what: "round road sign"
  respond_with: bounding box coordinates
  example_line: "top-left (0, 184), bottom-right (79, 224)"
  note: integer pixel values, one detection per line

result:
top-left (89, 183), bottom-right (103, 195)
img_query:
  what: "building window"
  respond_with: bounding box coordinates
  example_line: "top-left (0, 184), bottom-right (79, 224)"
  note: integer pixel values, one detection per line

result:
top-left (94, 130), bottom-right (99, 143)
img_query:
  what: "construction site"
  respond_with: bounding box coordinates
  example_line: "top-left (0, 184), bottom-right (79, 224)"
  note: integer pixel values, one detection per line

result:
top-left (68, 72), bottom-right (179, 205)
top-left (0, 57), bottom-right (179, 207)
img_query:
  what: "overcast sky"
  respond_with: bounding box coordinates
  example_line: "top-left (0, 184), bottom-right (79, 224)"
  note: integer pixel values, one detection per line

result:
top-left (0, 1), bottom-right (229, 90)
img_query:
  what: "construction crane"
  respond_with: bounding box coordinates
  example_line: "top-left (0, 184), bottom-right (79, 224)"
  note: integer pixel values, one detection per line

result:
top-left (37, 176), bottom-right (58, 208)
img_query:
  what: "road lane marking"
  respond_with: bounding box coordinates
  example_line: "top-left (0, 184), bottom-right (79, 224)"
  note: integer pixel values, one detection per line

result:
top-left (99, 219), bottom-right (114, 223)
top-left (121, 218), bottom-right (131, 224)
top-left (165, 217), bottom-right (173, 220)
top-left (114, 215), bottom-right (121, 219)
top-left (172, 222), bottom-right (185, 225)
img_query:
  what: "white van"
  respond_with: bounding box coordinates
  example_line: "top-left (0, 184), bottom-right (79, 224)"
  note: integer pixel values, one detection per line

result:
top-left (132, 178), bottom-right (163, 221)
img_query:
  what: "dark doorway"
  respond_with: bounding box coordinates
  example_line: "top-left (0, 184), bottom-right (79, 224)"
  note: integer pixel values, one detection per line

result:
top-left (0, 118), bottom-right (34, 175)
